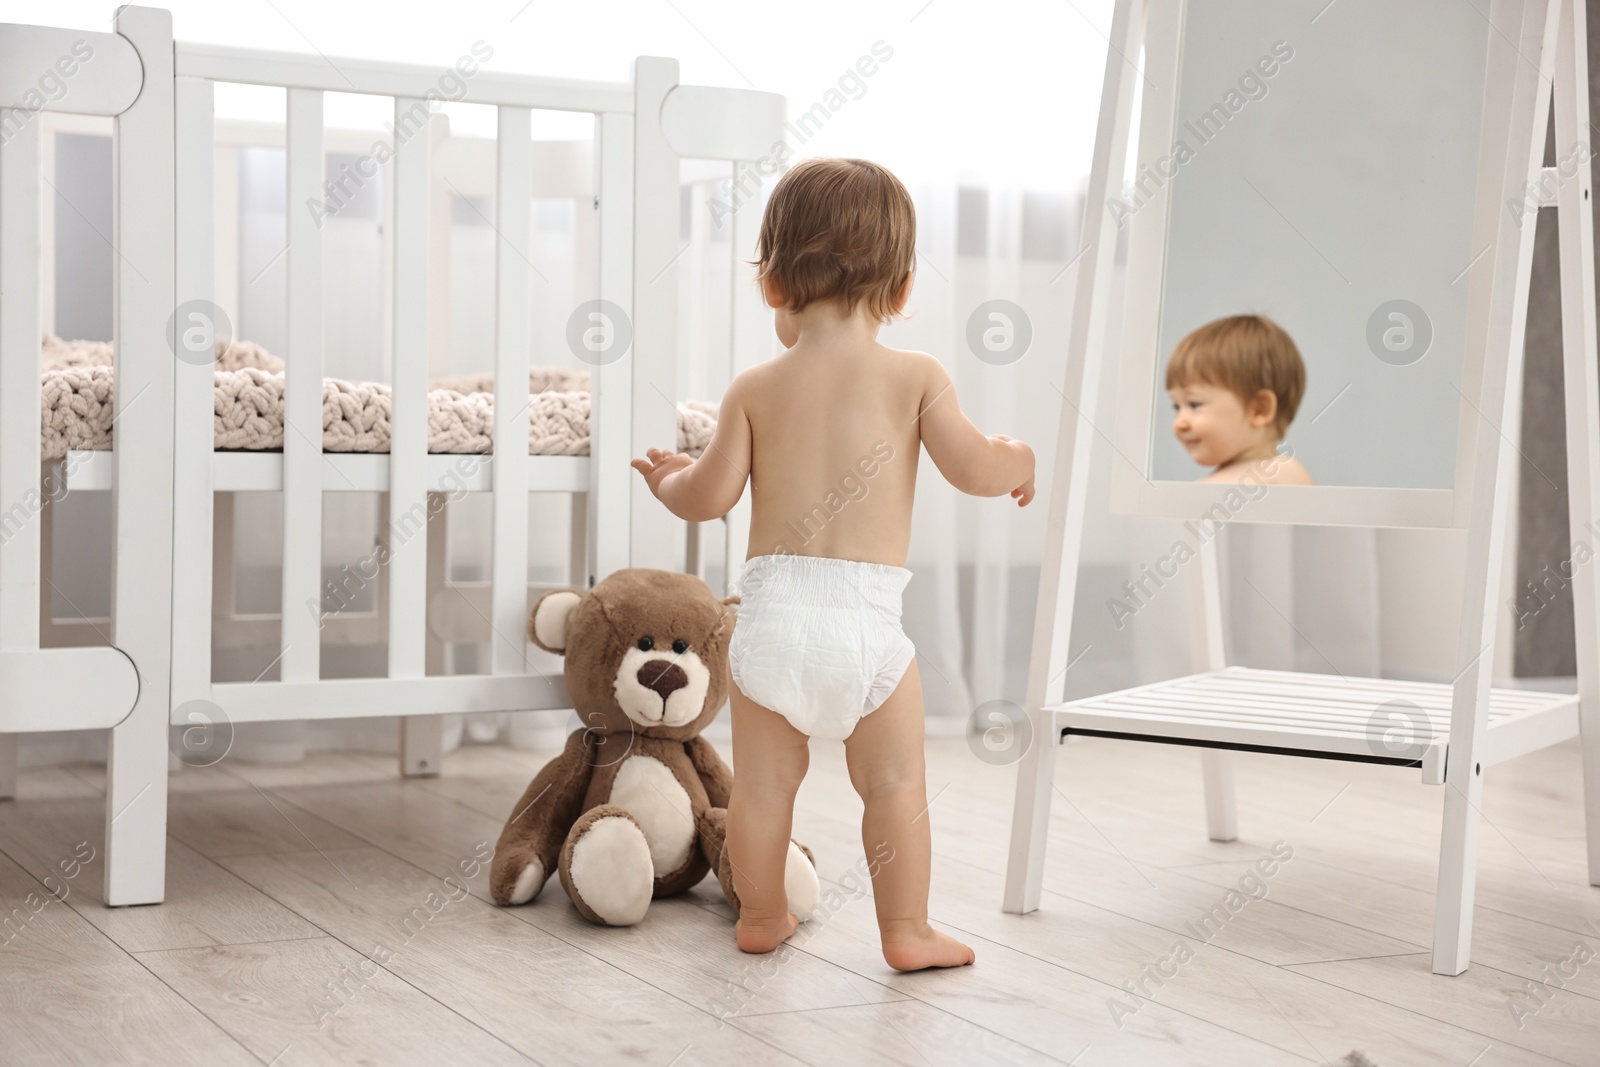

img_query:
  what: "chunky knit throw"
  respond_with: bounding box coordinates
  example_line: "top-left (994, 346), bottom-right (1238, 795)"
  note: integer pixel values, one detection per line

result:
top-left (38, 335), bottom-right (715, 461)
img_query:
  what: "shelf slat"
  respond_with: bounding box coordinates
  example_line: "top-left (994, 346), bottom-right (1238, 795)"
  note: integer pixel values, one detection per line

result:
top-left (1047, 667), bottom-right (1580, 783)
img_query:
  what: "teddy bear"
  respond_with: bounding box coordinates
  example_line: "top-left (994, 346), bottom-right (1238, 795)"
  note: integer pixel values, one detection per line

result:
top-left (489, 568), bottom-right (821, 927)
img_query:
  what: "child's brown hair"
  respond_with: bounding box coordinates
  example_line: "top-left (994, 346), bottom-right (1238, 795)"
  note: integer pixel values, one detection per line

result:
top-left (1165, 315), bottom-right (1306, 438)
top-left (755, 157), bottom-right (916, 322)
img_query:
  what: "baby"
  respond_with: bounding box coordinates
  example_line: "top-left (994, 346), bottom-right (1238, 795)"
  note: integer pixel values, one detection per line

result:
top-left (632, 158), bottom-right (1034, 971)
top-left (1166, 314), bottom-right (1313, 485)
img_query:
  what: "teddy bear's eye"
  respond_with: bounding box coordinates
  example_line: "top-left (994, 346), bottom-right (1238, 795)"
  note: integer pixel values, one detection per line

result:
top-left (637, 636), bottom-right (654, 652)
top-left (672, 638), bottom-right (688, 654)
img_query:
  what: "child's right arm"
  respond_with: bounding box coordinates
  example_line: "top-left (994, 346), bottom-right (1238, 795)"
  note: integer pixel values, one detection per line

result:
top-left (915, 354), bottom-right (1035, 506)
top-left (631, 373), bottom-right (753, 522)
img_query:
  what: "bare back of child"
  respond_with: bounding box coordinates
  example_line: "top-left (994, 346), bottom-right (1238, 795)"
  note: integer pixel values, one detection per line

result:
top-left (632, 158), bottom-right (1034, 971)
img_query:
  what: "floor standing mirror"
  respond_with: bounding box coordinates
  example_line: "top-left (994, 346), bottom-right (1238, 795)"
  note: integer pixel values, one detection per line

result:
top-left (1005, 0), bottom-right (1600, 976)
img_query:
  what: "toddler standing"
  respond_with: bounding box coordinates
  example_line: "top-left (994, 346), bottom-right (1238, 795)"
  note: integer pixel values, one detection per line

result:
top-left (633, 158), bottom-right (1034, 970)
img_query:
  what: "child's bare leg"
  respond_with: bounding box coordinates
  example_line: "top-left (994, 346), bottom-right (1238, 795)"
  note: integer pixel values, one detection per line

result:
top-left (727, 686), bottom-right (809, 953)
top-left (843, 662), bottom-right (975, 971)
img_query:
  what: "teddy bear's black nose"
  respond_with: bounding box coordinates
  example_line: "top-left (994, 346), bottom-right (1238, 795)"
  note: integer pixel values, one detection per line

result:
top-left (637, 660), bottom-right (688, 700)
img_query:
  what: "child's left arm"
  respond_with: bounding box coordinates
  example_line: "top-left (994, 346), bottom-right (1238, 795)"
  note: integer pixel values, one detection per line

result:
top-left (630, 376), bottom-right (752, 522)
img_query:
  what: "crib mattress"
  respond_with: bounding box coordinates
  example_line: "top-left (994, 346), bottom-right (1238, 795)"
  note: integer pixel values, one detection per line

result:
top-left (38, 335), bottom-right (714, 460)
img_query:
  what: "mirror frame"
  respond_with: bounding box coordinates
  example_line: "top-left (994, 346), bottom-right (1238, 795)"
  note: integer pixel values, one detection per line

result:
top-left (1107, 0), bottom-right (1518, 529)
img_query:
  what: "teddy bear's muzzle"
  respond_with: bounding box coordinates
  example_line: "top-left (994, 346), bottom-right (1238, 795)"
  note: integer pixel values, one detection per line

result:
top-left (637, 660), bottom-right (688, 699)
top-left (614, 647), bottom-right (710, 727)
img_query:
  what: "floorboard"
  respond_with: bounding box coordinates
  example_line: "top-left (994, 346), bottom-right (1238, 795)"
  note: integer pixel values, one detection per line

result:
top-left (2, 734), bottom-right (1596, 1066)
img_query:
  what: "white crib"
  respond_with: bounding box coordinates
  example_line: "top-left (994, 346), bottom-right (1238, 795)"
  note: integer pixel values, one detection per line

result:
top-left (0, 7), bottom-right (783, 906)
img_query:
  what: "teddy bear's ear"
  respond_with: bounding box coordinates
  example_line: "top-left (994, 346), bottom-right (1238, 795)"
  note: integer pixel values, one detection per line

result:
top-left (528, 590), bottom-right (583, 654)
top-left (713, 594), bottom-right (740, 640)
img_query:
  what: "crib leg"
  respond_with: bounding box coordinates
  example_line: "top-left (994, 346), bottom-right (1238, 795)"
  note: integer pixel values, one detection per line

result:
top-left (104, 710), bottom-right (169, 905)
top-left (399, 494), bottom-right (449, 778)
top-left (1200, 750), bottom-right (1238, 842)
top-left (0, 735), bottom-right (17, 800)
top-left (400, 716), bottom-right (444, 777)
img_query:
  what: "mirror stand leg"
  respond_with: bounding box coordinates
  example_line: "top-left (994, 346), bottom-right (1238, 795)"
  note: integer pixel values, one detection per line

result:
top-left (1003, 709), bottom-right (1057, 914)
top-left (1432, 762), bottom-right (1483, 975)
top-left (0, 735), bottom-right (16, 799)
top-left (1200, 751), bottom-right (1239, 842)
top-left (1191, 534), bottom-right (1237, 841)
top-left (1547, 0), bottom-right (1600, 889)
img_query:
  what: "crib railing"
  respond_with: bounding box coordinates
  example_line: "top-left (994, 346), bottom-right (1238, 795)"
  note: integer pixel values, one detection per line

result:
top-left (0, 8), bottom-right (175, 906)
top-left (165, 50), bottom-right (641, 735)
top-left (163, 46), bottom-right (782, 734)
top-left (2, 7), bottom-right (783, 908)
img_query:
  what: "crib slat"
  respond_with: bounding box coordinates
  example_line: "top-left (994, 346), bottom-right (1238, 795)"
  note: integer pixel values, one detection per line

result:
top-left (724, 158), bottom-right (771, 592)
top-left (491, 106), bottom-right (532, 676)
top-left (281, 88), bottom-right (325, 683)
top-left (388, 98), bottom-right (430, 678)
top-left (592, 108), bottom-right (634, 584)
top-left (171, 76), bottom-right (216, 709)
top-left (0, 112), bottom-right (41, 655)
top-left (629, 58), bottom-right (680, 572)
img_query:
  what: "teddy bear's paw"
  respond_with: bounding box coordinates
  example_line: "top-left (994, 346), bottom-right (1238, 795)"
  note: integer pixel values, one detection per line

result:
top-left (567, 815), bottom-right (654, 926)
top-left (507, 858), bottom-right (545, 905)
top-left (785, 840), bottom-right (821, 923)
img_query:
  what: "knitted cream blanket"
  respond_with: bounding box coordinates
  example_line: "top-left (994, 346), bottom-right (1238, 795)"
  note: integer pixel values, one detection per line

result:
top-left (38, 335), bottom-right (715, 461)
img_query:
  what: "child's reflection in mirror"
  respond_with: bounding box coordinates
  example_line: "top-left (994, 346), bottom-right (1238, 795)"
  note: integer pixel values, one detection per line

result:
top-left (1165, 314), bottom-right (1314, 485)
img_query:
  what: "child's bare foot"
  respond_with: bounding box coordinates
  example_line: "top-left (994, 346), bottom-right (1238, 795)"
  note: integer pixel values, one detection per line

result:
top-left (736, 913), bottom-right (797, 954)
top-left (881, 924), bottom-right (976, 971)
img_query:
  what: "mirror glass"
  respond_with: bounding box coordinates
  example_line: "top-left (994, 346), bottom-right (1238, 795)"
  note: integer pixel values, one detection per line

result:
top-left (1146, 0), bottom-right (1491, 489)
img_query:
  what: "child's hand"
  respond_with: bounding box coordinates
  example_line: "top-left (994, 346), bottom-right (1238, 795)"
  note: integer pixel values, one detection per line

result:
top-left (991, 434), bottom-right (1036, 507)
top-left (631, 447), bottom-right (693, 499)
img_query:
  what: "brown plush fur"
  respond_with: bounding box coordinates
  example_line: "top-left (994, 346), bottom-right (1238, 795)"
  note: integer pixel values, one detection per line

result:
top-left (488, 568), bottom-right (813, 924)
top-left (542, 568), bottom-right (735, 743)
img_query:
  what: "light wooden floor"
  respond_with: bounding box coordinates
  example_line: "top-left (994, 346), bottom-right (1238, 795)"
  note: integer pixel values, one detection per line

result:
top-left (2, 730), bottom-right (1599, 1066)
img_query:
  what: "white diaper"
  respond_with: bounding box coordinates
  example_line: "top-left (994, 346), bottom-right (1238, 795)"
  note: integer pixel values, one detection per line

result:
top-left (728, 554), bottom-right (916, 741)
